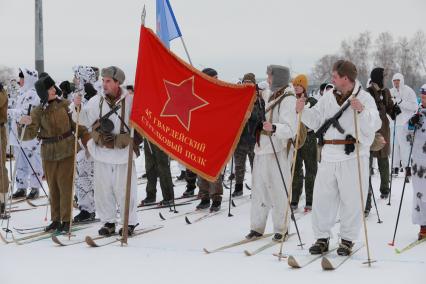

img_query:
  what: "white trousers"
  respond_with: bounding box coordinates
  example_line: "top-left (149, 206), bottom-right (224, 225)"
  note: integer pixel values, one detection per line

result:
top-left (75, 150), bottom-right (95, 213)
top-left (390, 125), bottom-right (412, 168)
top-left (250, 151), bottom-right (291, 234)
top-left (93, 160), bottom-right (138, 226)
top-left (412, 159), bottom-right (426, 226)
top-left (312, 156), bottom-right (369, 241)
top-left (14, 146), bottom-right (43, 189)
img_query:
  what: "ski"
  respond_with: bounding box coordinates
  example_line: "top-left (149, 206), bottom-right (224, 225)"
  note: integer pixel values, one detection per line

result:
top-left (26, 199), bottom-right (49, 207)
top-left (14, 219), bottom-right (100, 234)
top-left (11, 226), bottom-right (89, 245)
top-left (52, 233), bottom-right (112, 247)
top-left (321, 243), bottom-right (364, 270)
top-left (203, 233), bottom-right (274, 254)
top-left (287, 247), bottom-right (338, 268)
top-left (159, 207), bottom-right (204, 221)
top-left (185, 211), bottom-right (222, 224)
top-left (85, 225), bottom-right (163, 247)
top-left (185, 196), bottom-right (251, 225)
top-left (244, 233), bottom-right (296, 256)
top-left (395, 238), bottom-right (426, 254)
top-left (137, 196), bottom-right (198, 208)
top-left (137, 201), bottom-right (193, 212)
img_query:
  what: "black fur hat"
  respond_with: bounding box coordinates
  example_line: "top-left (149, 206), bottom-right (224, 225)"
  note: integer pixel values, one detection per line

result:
top-left (35, 75), bottom-right (56, 105)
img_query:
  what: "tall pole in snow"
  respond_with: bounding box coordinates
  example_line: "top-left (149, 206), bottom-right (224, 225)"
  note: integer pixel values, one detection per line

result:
top-left (35, 0), bottom-right (44, 73)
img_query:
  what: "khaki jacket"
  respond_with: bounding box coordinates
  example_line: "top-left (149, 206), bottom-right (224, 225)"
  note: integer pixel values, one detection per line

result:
top-left (23, 98), bottom-right (88, 161)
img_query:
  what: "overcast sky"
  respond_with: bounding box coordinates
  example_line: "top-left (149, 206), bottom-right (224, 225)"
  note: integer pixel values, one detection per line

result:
top-left (0, 0), bottom-right (425, 84)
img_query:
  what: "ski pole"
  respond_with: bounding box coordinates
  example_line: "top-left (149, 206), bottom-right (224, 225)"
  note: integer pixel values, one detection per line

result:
top-left (389, 127), bottom-right (417, 246)
top-left (5, 105), bottom-right (32, 236)
top-left (388, 119), bottom-right (397, 206)
top-left (9, 128), bottom-right (48, 198)
top-left (353, 109), bottom-right (374, 267)
top-left (227, 156), bottom-right (234, 217)
top-left (370, 181), bottom-right (383, 224)
top-left (276, 111), bottom-right (305, 260)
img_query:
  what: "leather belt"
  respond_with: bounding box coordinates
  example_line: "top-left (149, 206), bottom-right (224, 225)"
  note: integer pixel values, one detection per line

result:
top-left (323, 139), bottom-right (355, 145)
top-left (40, 130), bottom-right (73, 144)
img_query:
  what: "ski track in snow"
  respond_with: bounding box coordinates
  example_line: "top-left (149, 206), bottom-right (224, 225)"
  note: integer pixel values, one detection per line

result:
top-left (1, 158), bottom-right (425, 284)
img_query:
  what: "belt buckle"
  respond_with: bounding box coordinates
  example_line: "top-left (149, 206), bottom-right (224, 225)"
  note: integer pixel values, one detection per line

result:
top-left (58, 135), bottom-right (64, 141)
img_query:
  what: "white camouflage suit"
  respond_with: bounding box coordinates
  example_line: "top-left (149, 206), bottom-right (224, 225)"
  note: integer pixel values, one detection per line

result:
top-left (8, 68), bottom-right (43, 191)
top-left (71, 88), bottom-right (138, 226)
top-left (411, 107), bottom-right (426, 226)
top-left (71, 66), bottom-right (99, 214)
top-left (389, 73), bottom-right (418, 168)
top-left (301, 81), bottom-right (381, 241)
top-left (250, 86), bottom-right (297, 234)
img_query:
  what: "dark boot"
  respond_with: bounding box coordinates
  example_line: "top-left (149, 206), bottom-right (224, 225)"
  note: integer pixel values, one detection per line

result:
top-left (392, 168), bottom-right (399, 176)
top-left (60, 222), bottom-right (71, 233)
top-left (45, 221), bottom-right (61, 232)
top-left (210, 200), bottom-right (221, 212)
top-left (182, 185), bottom-right (196, 197)
top-left (73, 210), bottom-right (96, 223)
top-left (228, 173), bottom-right (235, 181)
top-left (119, 223), bottom-right (139, 236)
top-left (337, 239), bottom-right (354, 256)
top-left (196, 199), bottom-right (210, 210)
top-left (176, 170), bottom-right (186, 181)
top-left (159, 199), bottom-right (174, 206)
top-left (231, 183), bottom-right (243, 197)
top-left (309, 238), bottom-right (329, 254)
top-left (245, 230), bottom-right (263, 240)
top-left (12, 188), bottom-right (26, 199)
top-left (290, 202), bottom-right (298, 211)
top-left (27, 188), bottom-right (39, 199)
top-left (364, 208), bottom-right (370, 217)
top-left (98, 222), bottom-right (116, 236)
top-left (139, 196), bottom-right (156, 206)
top-left (405, 167), bottom-right (412, 177)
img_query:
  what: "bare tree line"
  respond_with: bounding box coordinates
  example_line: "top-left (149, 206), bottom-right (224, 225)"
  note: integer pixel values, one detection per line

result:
top-left (311, 30), bottom-right (426, 92)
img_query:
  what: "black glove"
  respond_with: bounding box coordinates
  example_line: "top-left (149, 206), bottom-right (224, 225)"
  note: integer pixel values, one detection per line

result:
top-left (84, 83), bottom-right (97, 101)
top-left (393, 104), bottom-right (402, 117)
top-left (344, 135), bottom-right (356, 155)
top-left (409, 113), bottom-right (422, 128)
top-left (0, 82), bottom-right (3, 92)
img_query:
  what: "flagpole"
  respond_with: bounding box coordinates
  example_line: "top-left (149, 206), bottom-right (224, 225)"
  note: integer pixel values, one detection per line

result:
top-left (120, 5), bottom-right (146, 246)
top-left (180, 36), bottom-right (193, 66)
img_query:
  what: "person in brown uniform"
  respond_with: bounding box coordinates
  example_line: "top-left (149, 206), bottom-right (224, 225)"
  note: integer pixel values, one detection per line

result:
top-left (0, 83), bottom-right (9, 216)
top-left (20, 75), bottom-right (88, 232)
top-left (364, 67), bottom-right (401, 215)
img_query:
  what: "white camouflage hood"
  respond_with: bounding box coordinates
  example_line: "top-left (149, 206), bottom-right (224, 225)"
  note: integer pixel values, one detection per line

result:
top-left (392, 73), bottom-right (405, 89)
top-left (19, 67), bottom-right (38, 92)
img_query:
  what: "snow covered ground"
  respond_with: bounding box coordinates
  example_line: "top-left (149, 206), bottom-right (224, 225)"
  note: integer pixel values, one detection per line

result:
top-left (1, 156), bottom-right (425, 284)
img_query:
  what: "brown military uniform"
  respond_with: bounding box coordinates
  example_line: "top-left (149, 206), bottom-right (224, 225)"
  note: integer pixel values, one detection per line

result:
top-left (0, 89), bottom-right (9, 195)
top-left (23, 98), bottom-right (88, 222)
top-left (367, 86), bottom-right (395, 158)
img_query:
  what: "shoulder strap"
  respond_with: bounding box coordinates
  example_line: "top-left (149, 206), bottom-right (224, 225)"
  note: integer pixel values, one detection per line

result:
top-left (99, 96), bottom-right (104, 118)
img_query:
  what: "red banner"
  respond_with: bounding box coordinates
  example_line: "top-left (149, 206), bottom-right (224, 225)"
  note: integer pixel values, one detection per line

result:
top-left (131, 27), bottom-right (256, 181)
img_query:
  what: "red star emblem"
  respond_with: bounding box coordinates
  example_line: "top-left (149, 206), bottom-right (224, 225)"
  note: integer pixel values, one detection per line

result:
top-left (161, 76), bottom-right (209, 131)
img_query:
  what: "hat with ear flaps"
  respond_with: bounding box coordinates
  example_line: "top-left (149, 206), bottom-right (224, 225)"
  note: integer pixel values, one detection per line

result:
top-left (35, 75), bottom-right (56, 105)
top-left (267, 65), bottom-right (290, 92)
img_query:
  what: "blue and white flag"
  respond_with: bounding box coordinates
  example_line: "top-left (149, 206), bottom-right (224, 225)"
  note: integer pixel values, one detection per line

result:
top-left (156, 0), bottom-right (182, 48)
